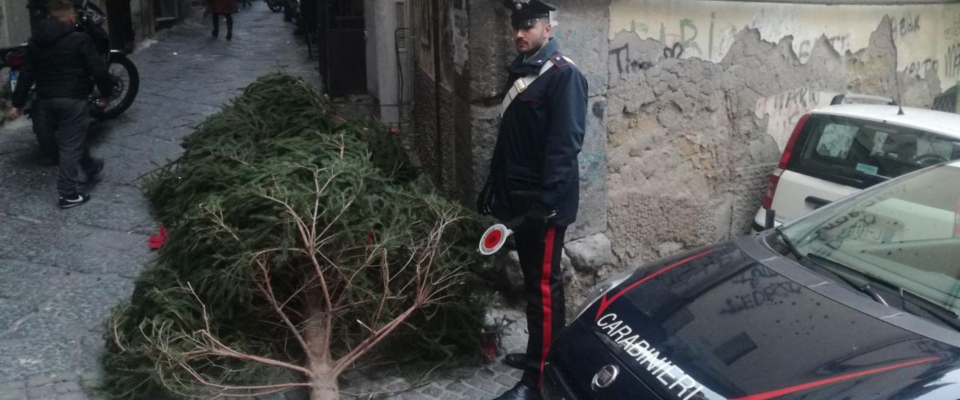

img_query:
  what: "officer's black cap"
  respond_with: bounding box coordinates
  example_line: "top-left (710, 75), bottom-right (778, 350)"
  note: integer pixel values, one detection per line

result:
top-left (504, 0), bottom-right (555, 29)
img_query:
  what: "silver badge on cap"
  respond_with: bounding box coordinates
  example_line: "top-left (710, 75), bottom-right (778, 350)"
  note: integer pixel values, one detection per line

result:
top-left (591, 365), bottom-right (619, 391)
top-left (513, 0), bottom-right (530, 10)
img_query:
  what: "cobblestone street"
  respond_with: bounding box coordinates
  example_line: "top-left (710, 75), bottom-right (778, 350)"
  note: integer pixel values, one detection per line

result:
top-left (0, 2), bottom-right (525, 399)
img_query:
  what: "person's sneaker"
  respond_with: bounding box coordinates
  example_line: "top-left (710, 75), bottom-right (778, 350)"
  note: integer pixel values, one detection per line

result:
top-left (59, 193), bottom-right (90, 209)
top-left (84, 159), bottom-right (105, 186)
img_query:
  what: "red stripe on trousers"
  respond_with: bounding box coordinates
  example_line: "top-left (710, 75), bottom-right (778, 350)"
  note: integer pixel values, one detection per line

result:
top-left (538, 227), bottom-right (556, 389)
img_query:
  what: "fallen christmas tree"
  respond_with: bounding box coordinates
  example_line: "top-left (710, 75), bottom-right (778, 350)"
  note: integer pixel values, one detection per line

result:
top-left (101, 74), bottom-right (490, 400)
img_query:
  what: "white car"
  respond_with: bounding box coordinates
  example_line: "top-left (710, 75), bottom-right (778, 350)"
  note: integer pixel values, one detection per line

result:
top-left (754, 94), bottom-right (960, 232)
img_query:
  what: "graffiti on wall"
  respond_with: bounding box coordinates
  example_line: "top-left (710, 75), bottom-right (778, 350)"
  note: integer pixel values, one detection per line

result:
top-left (944, 14), bottom-right (960, 42)
top-left (755, 88), bottom-right (833, 149)
top-left (891, 14), bottom-right (921, 40)
top-left (947, 43), bottom-right (960, 79)
top-left (796, 35), bottom-right (850, 61)
top-left (903, 58), bottom-right (939, 77)
top-left (626, 13), bottom-right (857, 64)
top-left (609, 1), bottom-right (955, 90)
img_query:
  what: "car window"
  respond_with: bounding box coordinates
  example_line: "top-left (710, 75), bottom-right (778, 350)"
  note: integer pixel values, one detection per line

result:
top-left (781, 165), bottom-right (960, 314)
top-left (790, 115), bottom-right (960, 188)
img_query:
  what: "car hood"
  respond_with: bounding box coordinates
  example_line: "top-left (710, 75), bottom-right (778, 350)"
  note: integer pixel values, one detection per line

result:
top-left (577, 239), bottom-right (960, 400)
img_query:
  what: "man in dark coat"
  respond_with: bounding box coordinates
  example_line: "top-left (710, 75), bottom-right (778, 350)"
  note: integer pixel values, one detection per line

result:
top-left (477, 1), bottom-right (588, 399)
top-left (9, 0), bottom-right (112, 209)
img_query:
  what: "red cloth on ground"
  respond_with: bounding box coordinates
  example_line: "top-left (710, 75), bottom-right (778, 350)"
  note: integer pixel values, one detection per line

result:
top-left (148, 224), bottom-right (168, 250)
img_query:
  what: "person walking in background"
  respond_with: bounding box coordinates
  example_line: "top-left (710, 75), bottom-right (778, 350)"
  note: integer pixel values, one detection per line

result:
top-left (9, 0), bottom-right (112, 209)
top-left (239, 0), bottom-right (251, 10)
top-left (476, 1), bottom-right (588, 399)
top-left (207, 0), bottom-right (238, 40)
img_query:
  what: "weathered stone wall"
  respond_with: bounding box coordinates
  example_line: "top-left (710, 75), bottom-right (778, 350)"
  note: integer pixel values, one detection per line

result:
top-left (605, 15), bottom-right (944, 266)
top-left (409, 0), bottom-right (957, 314)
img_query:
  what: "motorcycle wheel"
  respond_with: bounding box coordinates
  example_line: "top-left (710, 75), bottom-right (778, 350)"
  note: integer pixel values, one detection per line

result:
top-left (267, 0), bottom-right (283, 12)
top-left (90, 55), bottom-right (139, 120)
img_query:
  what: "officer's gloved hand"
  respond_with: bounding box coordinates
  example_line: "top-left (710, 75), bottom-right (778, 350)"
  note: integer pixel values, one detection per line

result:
top-left (477, 178), bottom-right (495, 216)
top-left (525, 201), bottom-right (558, 226)
top-left (476, 190), bottom-right (492, 216)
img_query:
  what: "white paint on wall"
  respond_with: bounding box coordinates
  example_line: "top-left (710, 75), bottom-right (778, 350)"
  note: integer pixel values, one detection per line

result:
top-left (610, 0), bottom-right (960, 90)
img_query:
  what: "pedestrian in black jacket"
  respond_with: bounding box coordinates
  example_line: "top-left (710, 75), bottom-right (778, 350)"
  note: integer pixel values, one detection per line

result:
top-left (9, 0), bottom-right (113, 209)
top-left (477, 1), bottom-right (588, 399)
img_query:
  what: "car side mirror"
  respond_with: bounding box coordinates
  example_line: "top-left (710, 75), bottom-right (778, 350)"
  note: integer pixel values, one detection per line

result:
top-left (765, 209), bottom-right (777, 230)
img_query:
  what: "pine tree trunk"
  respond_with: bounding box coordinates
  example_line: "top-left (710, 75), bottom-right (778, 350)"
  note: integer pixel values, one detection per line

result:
top-left (310, 363), bottom-right (340, 400)
top-left (303, 289), bottom-right (339, 400)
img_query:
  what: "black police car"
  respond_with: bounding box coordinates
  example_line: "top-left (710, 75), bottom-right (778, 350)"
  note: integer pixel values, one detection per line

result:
top-left (544, 161), bottom-right (960, 400)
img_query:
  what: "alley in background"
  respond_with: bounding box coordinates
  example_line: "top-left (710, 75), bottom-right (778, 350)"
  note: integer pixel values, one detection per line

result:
top-left (0, 3), bottom-right (316, 397)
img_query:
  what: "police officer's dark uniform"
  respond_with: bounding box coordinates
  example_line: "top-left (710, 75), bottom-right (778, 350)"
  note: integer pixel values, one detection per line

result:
top-left (476, 1), bottom-right (588, 399)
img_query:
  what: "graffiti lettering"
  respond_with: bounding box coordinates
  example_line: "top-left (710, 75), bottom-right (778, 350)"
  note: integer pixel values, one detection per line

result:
top-left (663, 42), bottom-right (684, 59)
top-left (756, 87), bottom-right (828, 149)
top-left (947, 43), bottom-right (960, 78)
top-left (731, 265), bottom-right (780, 289)
top-left (946, 14), bottom-right (960, 41)
top-left (902, 59), bottom-right (939, 77)
top-left (721, 265), bottom-right (802, 315)
top-left (796, 35), bottom-right (849, 62)
top-left (609, 43), bottom-right (654, 76)
top-left (892, 14), bottom-right (921, 39)
top-left (656, 19), bottom-right (703, 57)
top-left (629, 20), bottom-right (650, 35)
top-left (679, 19), bottom-right (702, 56)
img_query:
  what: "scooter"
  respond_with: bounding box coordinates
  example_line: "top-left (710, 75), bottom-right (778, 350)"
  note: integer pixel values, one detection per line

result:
top-left (1, 0), bottom-right (139, 159)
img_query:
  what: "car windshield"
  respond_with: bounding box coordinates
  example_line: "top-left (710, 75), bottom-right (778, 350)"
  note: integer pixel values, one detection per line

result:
top-left (780, 164), bottom-right (960, 314)
top-left (789, 114), bottom-right (960, 189)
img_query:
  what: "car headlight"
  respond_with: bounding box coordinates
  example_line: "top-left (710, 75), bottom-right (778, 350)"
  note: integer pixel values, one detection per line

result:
top-left (574, 269), bottom-right (635, 319)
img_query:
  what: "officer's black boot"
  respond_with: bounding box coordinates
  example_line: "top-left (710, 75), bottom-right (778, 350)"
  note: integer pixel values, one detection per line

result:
top-left (493, 383), bottom-right (541, 400)
top-left (503, 353), bottom-right (526, 370)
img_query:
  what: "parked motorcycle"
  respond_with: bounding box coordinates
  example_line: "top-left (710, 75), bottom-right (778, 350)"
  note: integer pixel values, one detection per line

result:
top-left (1, 0), bottom-right (139, 160)
top-left (2, 0), bottom-right (139, 121)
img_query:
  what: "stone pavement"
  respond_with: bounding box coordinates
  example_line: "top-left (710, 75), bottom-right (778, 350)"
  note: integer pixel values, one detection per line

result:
top-left (0, 2), bottom-right (317, 398)
top-left (0, 2), bottom-right (528, 399)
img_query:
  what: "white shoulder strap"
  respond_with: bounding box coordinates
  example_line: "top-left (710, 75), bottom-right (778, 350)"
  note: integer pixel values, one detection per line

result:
top-left (499, 60), bottom-right (556, 117)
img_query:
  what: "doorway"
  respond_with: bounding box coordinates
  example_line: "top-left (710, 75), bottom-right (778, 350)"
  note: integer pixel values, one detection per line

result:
top-left (320, 0), bottom-right (366, 95)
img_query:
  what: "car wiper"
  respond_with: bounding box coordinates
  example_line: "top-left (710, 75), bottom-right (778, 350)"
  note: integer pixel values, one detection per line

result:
top-left (774, 226), bottom-right (805, 261)
top-left (807, 254), bottom-right (960, 331)
top-left (899, 287), bottom-right (960, 331)
top-left (772, 230), bottom-right (883, 302)
top-left (805, 254), bottom-right (888, 306)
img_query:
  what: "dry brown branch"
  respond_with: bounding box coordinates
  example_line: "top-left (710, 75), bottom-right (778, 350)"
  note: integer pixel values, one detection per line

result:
top-left (254, 258), bottom-right (310, 354)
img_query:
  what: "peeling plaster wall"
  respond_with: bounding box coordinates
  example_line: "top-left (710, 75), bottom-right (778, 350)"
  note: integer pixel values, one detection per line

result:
top-left (611, 0), bottom-right (957, 88)
top-left (605, 3), bottom-right (950, 266)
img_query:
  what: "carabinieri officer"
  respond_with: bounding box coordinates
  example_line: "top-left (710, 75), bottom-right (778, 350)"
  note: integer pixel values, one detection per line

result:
top-left (477, 1), bottom-right (588, 399)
